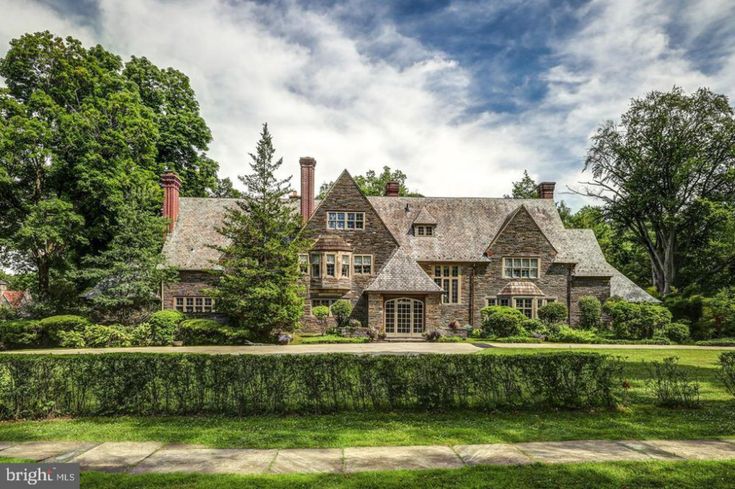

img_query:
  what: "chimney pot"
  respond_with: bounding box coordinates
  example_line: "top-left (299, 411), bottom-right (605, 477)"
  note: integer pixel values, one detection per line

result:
top-left (537, 181), bottom-right (555, 200)
top-left (161, 172), bottom-right (181, 233)
top-left (300, 157), bottom-right (316, 223)
top-left (385, 181), bottom-right (400, 197)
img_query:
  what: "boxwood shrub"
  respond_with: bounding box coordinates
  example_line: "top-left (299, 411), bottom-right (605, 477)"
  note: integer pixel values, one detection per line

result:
top-left (0, 352), bottom-right (621, 418)
top-left (176, 319), bottom-right (250, 345)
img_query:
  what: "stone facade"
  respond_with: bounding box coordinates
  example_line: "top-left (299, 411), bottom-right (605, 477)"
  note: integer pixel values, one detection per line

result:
top-left (161, 271), bottom-right (215, 310)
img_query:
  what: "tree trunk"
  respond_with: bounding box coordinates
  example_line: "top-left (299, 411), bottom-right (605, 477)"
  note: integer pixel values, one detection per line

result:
top-left (36, 259), bottom-right (50, 300)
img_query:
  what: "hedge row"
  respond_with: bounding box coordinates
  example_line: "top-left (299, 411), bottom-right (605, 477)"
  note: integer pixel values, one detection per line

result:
top-left (0, 352), bottom-right (621, 418)
top-left (722, 352), bottom-right (735, 398)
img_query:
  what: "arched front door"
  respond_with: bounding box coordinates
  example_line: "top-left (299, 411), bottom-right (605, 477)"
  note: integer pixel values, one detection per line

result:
top-left (384, 298), bottom-right (424, 336)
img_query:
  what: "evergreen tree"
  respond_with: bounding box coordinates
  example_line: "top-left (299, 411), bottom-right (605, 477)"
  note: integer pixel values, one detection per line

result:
top-left (506, 170), bottom-right (539, 198)
top-left (211, 124), bottom-right (307, 336)
top-left (318, 166), bottom-right (423, 198)
top-left (81, 182), bottom-right (177, 324)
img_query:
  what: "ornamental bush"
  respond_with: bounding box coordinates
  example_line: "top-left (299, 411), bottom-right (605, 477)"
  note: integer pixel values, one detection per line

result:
top-left (603, 299), bottom-right (672, 340)
top-left (721, 352), bottom-right (735, 398)
top-left (330, 300), bottom-right (353, 328)
top-left (0, 320), bottom-right (40, 350)
top-left (657, 322), bottom-right (690, 343)
top-left (137, 310), bottom-right (185, 346)
top-left (82, 324), bottom-right (133, 348)
top-left (480, 306), bottom-right (527, 337)
top-left (548, 325), bottom-right (600, 344)
top-left (538, 302), bottom-right (568, 325)
top-left (311, 306), bottom-right (331, 335)
top-left (176, 319), bottom-right (250, 345)
top-left (578, 296), bottom-right (602, 329)
top-left (37, 315), bottom-right (91, 346)
top-left (647, 357), bottom-right (700, 408)
top-left (0, 352), bottom-right (621, 418)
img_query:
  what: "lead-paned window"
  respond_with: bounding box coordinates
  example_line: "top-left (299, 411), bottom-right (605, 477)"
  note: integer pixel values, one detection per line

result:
top-left (431, 265), bottom-right (461, 304)
top-left (503, 257), bottom-right (539, 278)
top-left (514, 297), bottom-right (534, 318)
top-left (354, 255), bottom-right (372, 274)
top-left (341, 255), bottom-right (350, 277)
top-left (175, 297), bottom-right (214, 313)
top-left (326, 254), bottom-right (336, 277)
top-left (327, 211), bottom-right (364, 230)
top-left (310, 253), bottom-right (321, 277)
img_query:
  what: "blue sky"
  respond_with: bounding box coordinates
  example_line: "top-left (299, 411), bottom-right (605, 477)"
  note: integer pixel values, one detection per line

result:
top-left (2, 0), bottom-right (735, 207)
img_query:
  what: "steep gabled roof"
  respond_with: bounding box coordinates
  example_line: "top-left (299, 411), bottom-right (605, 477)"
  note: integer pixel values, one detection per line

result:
top-left (412, 207), bottom-right (437, 225)
top-left (484, 204), bottom-right (558, 255)
top-left (1, 290), bottom-right (27, 308)
top-left (365, 250), bottom-right (443, 294)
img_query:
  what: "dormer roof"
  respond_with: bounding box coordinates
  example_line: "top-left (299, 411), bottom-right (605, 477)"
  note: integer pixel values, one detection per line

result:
top-left (412, 207), bottom-right (437, 225)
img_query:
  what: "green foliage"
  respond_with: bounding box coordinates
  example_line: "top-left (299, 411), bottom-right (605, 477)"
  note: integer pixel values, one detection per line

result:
top-left (0, 31), bottom-right (218, 312)
top-left (663, 293), bottom-right (705, 337)
top-left (176, 319), bottom-right (250, 346)
top-left (538, 302), bottom-right (568, 325)
top-left (318, 166), bottom-right (423, 198)
top-left (133, 310), bottom-right (184, 346)
top-left (37, 315), bottom-right (90, 346)
top-left (210, 124), bottom-right (307, 336)
top-left (578, 296), bottom-right (602, 329)
top-left (657, 322), bottom-right (690, 343)
top-left (583, 87), bottom-right (735, 295)
top-left (82, 324), bottom-right (133, 348)
top-left (548, 325), bottom-right (600, 344)
top-left (0, 352), bottom-right (621, 418)
top-left (330, 300), bottom-right (352, 328)
top-left (520, 319), bottom-right (547, 336)
top-left (695, 338), bottom-right (735, 347)
top-left (80, 189), bottom-right (177, 324)
top-left (699, 287), bottom-right (735, 338)
top-left (647, 357), bottom-right (701, 408)
top-left (0, 320), bottom-right (40, 349)
top-left (721, 352), bottom-right (735, 398)
top-left (480, 306), bottom-right (527, 337)
top-left (297, 335), bottom-right (368, 344)
top-left (603, 299), bottom-right (672, 339)
top-left (506, 170), bottom-right (538, 198)
top-left (56, 330), bottom-right (85, 348)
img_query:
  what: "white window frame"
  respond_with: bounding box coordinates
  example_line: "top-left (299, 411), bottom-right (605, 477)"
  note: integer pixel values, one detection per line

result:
top-left (353, 255), bottom-right (373, 275)
top-left (430, 265), bottom-right (461, 304)
top-left (341, 255), bottom-right (350, 277)
top-left (502, 257), bottom-right (540, 279)
top-left (325, 254), bottom-right (336, 277)
top-left (310, 253), bottom-right (321, 278)
top-left (327, 211), bottom-right (365, 230)
top-left (175, 297), bottom-right (215, 313)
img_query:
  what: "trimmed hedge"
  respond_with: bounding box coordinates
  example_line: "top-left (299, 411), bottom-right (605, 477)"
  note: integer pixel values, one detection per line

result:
top-left (722, 352), bottom-right (735, 398)
top-left (0, 352), bottom-right (621, 418)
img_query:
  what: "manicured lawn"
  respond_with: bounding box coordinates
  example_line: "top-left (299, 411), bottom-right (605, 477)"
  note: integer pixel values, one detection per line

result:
top-left (78, 461), bottom-right (735, 489)
top-left (0, 348), bottom-right (731, 449)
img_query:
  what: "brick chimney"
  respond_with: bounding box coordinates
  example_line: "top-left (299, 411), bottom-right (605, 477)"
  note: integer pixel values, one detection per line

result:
top-left (161, 172), bottom-right (181, 233)
top-left (537, 181), bottom-right (555, 199)
top-left (300, 156), bottom-right (316, 223)
top-left (384, 181), bottom-right (400, 197)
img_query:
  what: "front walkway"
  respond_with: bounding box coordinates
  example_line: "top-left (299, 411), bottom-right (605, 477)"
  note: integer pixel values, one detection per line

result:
top-left (7, 341), bottom-right (733, 356)
top-left (2, 439), bottom-right (735, 474)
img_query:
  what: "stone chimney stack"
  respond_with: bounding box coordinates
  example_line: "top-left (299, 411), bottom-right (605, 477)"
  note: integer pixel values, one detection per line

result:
top-left (537, 181), bottom-right (555, 200)
top-left (384, 181), bottom-right (400, 197)
top-left (161, 172), bottom-right (181, 233)
top-left (300, 157), bottom-right (316, 223)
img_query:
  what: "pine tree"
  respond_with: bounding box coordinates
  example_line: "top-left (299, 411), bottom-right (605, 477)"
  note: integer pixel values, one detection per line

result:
top-left (211, 124), bottom-right (307, 336)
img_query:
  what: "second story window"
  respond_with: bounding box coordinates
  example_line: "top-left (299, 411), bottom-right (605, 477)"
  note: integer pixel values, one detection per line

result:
top-left (299, 254), bottom-right (308, 275)
top-left (503, 258), bottom-right (539, 279)
top-left (354, 255), bottom-right (372, 274)
top-left (327, 211), bottom-right (365, 230)
top-left (341, 255), bottom-right (350, 277)
top-left (326, 254), bottom-right (336, 277)
top-left (311, 253), bottom-right (321, 277)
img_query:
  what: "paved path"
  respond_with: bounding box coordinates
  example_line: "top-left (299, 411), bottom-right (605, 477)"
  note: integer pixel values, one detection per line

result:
top-left (1, 439), bottom-right (734, 474)
top-left (6, 341), bottom-right (733, 356)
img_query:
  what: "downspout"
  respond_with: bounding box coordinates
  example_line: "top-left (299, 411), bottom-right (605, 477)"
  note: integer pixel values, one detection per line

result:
top-left (468, 265), bottom-right (475, 326)
top-left (566, 265), bottom-right (572, 324)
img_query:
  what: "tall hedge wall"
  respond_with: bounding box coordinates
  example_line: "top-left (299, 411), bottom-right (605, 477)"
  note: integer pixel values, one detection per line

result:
top-left (0, 352), bottom-right (620, 418)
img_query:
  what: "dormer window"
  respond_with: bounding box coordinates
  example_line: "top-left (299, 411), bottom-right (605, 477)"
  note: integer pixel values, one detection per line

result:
top-left (415, 225), bottom-right (435, 237)
top-left (327, 211), bottom-right (364, 230)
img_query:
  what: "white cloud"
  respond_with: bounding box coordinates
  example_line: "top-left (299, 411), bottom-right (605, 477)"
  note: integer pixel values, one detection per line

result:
top-left (0, 0), bottom-right (734, 210)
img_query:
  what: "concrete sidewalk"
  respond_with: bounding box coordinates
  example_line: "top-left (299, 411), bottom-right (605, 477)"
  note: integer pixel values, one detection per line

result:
top-left (1, 439), bottom-right (734, 474)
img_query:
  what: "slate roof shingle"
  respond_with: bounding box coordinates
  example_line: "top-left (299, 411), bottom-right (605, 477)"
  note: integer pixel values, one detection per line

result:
top-left (365, 250), bottom-right (443, 293)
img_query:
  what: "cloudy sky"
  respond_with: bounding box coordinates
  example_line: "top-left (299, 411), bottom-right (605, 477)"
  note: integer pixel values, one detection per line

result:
top-left (1, 0), bottom-right (734, 207)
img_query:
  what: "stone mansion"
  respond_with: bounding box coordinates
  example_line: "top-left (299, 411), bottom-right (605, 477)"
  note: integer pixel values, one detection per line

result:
top-left (160, 157), bottom-right (655, 337)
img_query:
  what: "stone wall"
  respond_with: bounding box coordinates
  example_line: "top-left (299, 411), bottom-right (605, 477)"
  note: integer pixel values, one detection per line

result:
top-left (162, 270), bottom-right (215, 310)
top-left (301, 171), bottom-right (399, 328)
top-left (570, 276), bottom-right (611, 325)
